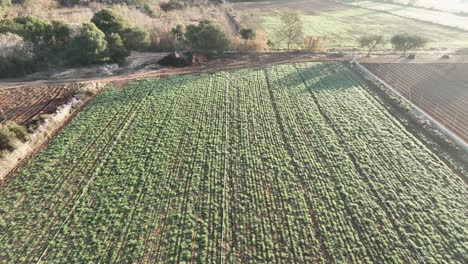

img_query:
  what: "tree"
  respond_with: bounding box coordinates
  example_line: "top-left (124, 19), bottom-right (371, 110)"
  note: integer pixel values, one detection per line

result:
top-left (91, 9), bottom-right (128, 36)
top-left (171, 24), bottom-right (184, 51)
top-left (390, 34), bottom-right (427, 55)
top-left (91, 9), bottom-right (149, 51)
top-left (120, 27), bottom-right (150, 51)
top-left (107, 33), bottom-right (130, 64)
top-left (274, 12), bottom-right (303, 51)
top-left (184, 20), bottom-right (229, 53)
top-left (10, 16), bottom-right (52, 48)
top-left (49, 21), bottom-right (71, 51)
top-left (65, 23), bottom-right (107, 66)
top-left (358, 34), bottom-right (386, 57)
top-left (0, 17), bottom-right (71, 59)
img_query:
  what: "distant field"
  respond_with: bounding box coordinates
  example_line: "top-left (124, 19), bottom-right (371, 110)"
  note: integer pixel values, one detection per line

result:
top-left (362, 63), bottom-right (468, 143)
top-left (0, 62), bottom-right (467, 263)
top-left (346, 1), bottom-right (468, 31)
top-left (352, 0), bottom-right (468, 13)
top-left (233, 0), bottom-right (468, 50)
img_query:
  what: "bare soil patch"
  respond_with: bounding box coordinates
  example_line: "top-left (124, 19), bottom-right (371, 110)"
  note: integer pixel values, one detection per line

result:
top-left (0, 83), bottom-right (81, 129)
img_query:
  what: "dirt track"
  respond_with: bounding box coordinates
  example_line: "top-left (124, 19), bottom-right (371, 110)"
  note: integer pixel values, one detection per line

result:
top-left (0, 52), bottom-right (343, 90)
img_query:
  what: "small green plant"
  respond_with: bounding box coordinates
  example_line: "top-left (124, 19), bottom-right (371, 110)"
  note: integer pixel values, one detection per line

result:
top-left (159, 0), bottom-right (185, 12)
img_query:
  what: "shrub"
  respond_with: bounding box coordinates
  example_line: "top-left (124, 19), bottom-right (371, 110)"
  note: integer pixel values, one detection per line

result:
top-left (6, 123), bottom-right (27, 142)
top-left (0, 56), bottom-right (37, 78)
top-left (184, 20), bottom-right (229, 53)
top-left (12, 16), bottom-right (53, 47)
top-left (0, 123), bottom-right (27, 151)
top-left (160, 0), bottom-right (185, 12)
top-left (0, 0), bottom-right (11, 7)
top-left (143, 3), bottom-right (157, 18)
top-left (65, 23), bottom-right (108, 66)
top-left (57, 0), bottom-right (80, 7)
top-left (107, 33), bottom-right (130, 64)
top-left (91, 9), bottom-right (129, 36)
top-left (49, 21), bottom-right (71, 51)
top-left (0, 128), bottom-right (14, 150)
top-left (121, 27), bottom-right (150, 51)
top-left (91, 8), bottom-right (149, 51)
top-left (240, 28), bottom-right (255, 41)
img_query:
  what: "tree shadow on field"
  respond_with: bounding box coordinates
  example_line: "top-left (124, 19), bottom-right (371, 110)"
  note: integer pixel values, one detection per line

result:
top-left (270, 62), bottom-right (361, 94)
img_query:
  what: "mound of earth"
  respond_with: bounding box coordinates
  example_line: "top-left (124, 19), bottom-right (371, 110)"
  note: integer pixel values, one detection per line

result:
top-left (159, 52), bottom-right (208, 67)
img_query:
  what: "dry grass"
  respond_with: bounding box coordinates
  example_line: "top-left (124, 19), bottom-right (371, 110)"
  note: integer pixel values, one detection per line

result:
top-left (229, 30), bottom-right (269, 52)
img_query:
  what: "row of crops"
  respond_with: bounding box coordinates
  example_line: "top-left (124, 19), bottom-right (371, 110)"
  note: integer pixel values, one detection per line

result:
top-left (0, 62), bottom-right (466, 263)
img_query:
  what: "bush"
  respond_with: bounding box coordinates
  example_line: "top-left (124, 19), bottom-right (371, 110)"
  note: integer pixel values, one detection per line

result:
top-left (0, 128), bottom-right (14, 150)
top-left (107, 33), bottom-right (130, 64)
top-left (0, 123), bottom-right (27, 151)
top-left (184, 20), bottom-right (229, 53)
top-left (12, 16), bottom-right (53, 47)
top-left (121, 27), bottom-right (150, 51)
top-left (91, 9), bottom-right (129, 36)
top-left (0, 0), bottom-right (11, 7)
top-left (57, 0), bottom-right (80, 7)
top-left (6, 123), bottom-right (27, 142)
top-left (49, 21), bottom-right (71, 51)
top-left (91, 8), bottom-right (149, 51)
top-left (160, 0), bottom-right (185, 12)
top-left (240, 28), bottom-right (255, 40)
top-left (143, 3), bottom-right (157, 18)
top-left (65, 23), bottom-right (108, 66)
top-left (0, 56), bottom-right (37, 78)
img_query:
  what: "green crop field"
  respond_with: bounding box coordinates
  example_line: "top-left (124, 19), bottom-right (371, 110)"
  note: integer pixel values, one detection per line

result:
top-left (234, 0), bottom-right (468, 50)
top-left (344, 1), bottom-right (468, 31)
top-left (0, 63), bottom-right (467, 263)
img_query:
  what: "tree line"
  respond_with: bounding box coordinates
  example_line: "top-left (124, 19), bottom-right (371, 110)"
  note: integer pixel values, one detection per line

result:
top-left (0, 9), bottom-right (150, 78)
top-left (272, 12), bottom-right (429, 56)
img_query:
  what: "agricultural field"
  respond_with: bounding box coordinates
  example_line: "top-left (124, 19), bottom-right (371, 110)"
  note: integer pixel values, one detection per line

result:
top-left (233, 0), bottom-right (468, 50)
top-left (344, 1), bottom-right (468, 31)
top-left (0, 62), bottom-right (467, 263)
top-left (346, 0), bottom-right (468, 13)
top-left (362, 63), bottom-right (468, 143)
top-left (0, 84), bottom-right (79, 128)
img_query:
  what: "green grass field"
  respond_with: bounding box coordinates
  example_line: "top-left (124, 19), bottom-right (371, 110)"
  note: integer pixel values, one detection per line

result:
top-left (345, 1), bottom-right (468, 31)
top-left (234, 0), bottom-right (468, 50)
top-left (0, 62), bottom-right (466, 263)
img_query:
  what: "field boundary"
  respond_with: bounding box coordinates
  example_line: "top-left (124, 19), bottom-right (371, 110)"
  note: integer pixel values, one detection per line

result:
top-left (353, 59), bottom-right (468, 152)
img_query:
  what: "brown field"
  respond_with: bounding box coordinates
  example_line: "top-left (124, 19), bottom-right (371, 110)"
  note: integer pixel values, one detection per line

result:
top-left (362, 63), bottom-right (468, 143)
top-left (0, 84), bottom-right (79, 127)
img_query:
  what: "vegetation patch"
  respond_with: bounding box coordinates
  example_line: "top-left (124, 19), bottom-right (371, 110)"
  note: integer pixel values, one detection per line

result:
top-left (0, 63), bottom-right (466, 263)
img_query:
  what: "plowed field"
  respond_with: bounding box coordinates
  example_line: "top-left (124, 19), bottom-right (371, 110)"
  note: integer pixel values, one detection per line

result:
top-left (362, 63), bottom-right (468, 143)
